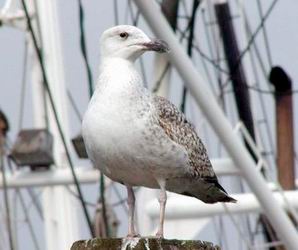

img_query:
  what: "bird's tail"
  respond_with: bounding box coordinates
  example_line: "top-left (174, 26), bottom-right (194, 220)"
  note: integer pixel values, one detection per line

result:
top-left (176, 178), bottom-right (237, 204)
top-left (218, 194), bottom-right (237, 203)
top-left (212, 181), bottom-right (237, 203)
top-left (167, 176), bottom-right (237, 204)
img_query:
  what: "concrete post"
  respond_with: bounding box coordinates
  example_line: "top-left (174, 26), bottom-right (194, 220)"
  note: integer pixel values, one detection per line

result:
top-left (71, 238), bottom-right (220, 250)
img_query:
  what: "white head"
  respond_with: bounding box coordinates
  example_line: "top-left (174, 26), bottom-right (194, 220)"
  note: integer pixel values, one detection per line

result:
top-left (100, 25), bottom-right (169, 62)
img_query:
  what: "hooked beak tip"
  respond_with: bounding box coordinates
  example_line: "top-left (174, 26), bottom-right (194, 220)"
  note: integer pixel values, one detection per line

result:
top-left (141, 39), bottom-right (170, 53)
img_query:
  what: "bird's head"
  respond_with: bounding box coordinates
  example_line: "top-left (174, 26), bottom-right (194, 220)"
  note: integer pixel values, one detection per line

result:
top-left (100, 25), bottom-right (169, 62)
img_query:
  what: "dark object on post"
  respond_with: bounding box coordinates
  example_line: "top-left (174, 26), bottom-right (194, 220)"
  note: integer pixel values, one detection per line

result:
top-left (72, 133), bottom-right (88, 158)
top-left (269, 66), bottom-right (295, 190)
top-left (71, 238), bottom-right (220, 250)
top-left (0, 110), bottom-right (9, 136)
top-left (9, 129), bottom-right (54, 170)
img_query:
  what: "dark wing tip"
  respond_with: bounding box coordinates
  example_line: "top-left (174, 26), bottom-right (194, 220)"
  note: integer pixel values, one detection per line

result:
top-left (221, 196), bottom-right (237, 203)
top-left (205, 178), bottom-right (237, 203)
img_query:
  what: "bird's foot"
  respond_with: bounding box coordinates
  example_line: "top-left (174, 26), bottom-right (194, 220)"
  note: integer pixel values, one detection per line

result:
top-left (155, 231), bottom-right (164, 239)
top-left (125, 233), bottom-right (141, 239)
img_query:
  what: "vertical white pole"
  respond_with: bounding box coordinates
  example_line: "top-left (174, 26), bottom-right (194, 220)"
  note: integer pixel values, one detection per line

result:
top-left (29, 0), bottom-right (80, 249)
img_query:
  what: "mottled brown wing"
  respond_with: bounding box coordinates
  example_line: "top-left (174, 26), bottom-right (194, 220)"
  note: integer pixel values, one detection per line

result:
top-left (153, 95), bottom-right (216, 179)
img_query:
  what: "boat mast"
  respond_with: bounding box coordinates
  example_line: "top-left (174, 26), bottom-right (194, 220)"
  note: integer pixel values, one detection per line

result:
top-left (213, 1), bottom-right (282, 248)
top-left (27, 0), bottom-right (80, 249)
top-left (214, 1), bottom-right (255, 141)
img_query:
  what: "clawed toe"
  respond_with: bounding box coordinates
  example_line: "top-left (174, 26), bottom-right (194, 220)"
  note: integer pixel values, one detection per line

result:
top-left (125, 233), bottom-right (141, 239)
top-left (155, 232), bottom-right (164, 239)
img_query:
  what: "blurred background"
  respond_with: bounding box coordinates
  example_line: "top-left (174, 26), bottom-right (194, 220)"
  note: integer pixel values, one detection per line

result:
top-left (0, 0), bottom-right (298, 249)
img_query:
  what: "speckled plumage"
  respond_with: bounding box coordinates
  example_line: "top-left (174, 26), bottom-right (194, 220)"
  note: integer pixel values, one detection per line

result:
top-left (154, 95), bottom-right (215, 178)
top-left (152, 95), bottom-right (236, 203)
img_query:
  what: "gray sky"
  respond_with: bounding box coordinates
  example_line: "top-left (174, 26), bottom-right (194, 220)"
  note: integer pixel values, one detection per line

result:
top-left (1, 1), bottom-right (298, 138)
top-left (0, 0), bottom-right (298, 249)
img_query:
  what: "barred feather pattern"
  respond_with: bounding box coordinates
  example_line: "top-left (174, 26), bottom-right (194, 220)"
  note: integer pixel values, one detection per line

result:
top-left (153, 96), bottom-right (216, 179)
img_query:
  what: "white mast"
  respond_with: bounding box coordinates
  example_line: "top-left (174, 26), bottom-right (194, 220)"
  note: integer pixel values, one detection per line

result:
top-left (28, 0), bottom-right (80, 249)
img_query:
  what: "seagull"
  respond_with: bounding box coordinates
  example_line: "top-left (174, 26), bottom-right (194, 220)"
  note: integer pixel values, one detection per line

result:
top-left (82, 25), bottom-right (236, 238)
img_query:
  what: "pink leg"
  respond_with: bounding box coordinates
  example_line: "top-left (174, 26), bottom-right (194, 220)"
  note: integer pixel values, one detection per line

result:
top-left (126, 185), bottom-right (138, 237)
top-left (156, 179), bottom-right (167, 238)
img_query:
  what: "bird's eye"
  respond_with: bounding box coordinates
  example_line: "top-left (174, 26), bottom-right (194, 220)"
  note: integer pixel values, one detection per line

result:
top-left (119, 32), bottom-right (129, 39)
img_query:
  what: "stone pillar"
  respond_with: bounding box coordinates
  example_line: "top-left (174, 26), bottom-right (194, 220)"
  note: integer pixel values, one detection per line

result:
top-left (71, 238), bottom-right (220, 250)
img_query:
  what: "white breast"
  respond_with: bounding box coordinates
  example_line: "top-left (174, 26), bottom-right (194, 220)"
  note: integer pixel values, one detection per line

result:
top-left (82, 59), bottom-right (188, 187)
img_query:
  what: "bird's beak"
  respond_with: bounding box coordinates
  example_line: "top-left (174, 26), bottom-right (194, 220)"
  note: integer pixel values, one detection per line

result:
top-left (141, 39), bottom-right (170, 53)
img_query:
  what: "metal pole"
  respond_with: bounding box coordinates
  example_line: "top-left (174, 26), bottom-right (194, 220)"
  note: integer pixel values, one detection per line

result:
top-left (0, 158), bottom-right (236, 189)
top-left (214, 2), bottom-right (278, 248)
top-left (27, 0), bottom-right (81, 249)
top-left (0, 167), bottom-right (99, 189)
top-left (146, 190), bottom-right (298, 219)
top-left (133, 0), bottom-right (298, 248)
top-left (0, 158), bottom-right (14, 250)
top-left (214, 1), bottom-right (256, 143)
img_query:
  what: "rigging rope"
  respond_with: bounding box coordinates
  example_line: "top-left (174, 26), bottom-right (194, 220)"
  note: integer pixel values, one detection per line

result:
top-left (77, 0), bottom-right (110, 236)
top-left (77, 0), bottom-right (94, 98)
top-left (16, 190), bottom-right (40, 250)
top-left (181, 0), bottom-right (201, 112)
top-left (18, 37), bottom-right (28, 131)
top-left (256, 0), bottom-right (273, 68)
top-left (221, 0), bottom-right (279, 89)
top-left (66, 89), bottom-right (82, 122)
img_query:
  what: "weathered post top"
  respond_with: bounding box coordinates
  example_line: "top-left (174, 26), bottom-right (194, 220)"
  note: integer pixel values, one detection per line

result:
top-left (71, 238), bottom-right (220, 250)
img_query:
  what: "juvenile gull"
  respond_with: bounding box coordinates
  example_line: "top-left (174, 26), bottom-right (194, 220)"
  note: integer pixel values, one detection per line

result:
top-left (82, 25), bottom-right (236, 238)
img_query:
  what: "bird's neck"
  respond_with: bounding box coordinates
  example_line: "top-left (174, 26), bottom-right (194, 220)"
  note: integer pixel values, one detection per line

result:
top-left (95, 58), bottom-right (144, 102)
top-left (96, 57), bottom-right (143, 92)
top-left (100, 57), bottom-right (135, 70)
